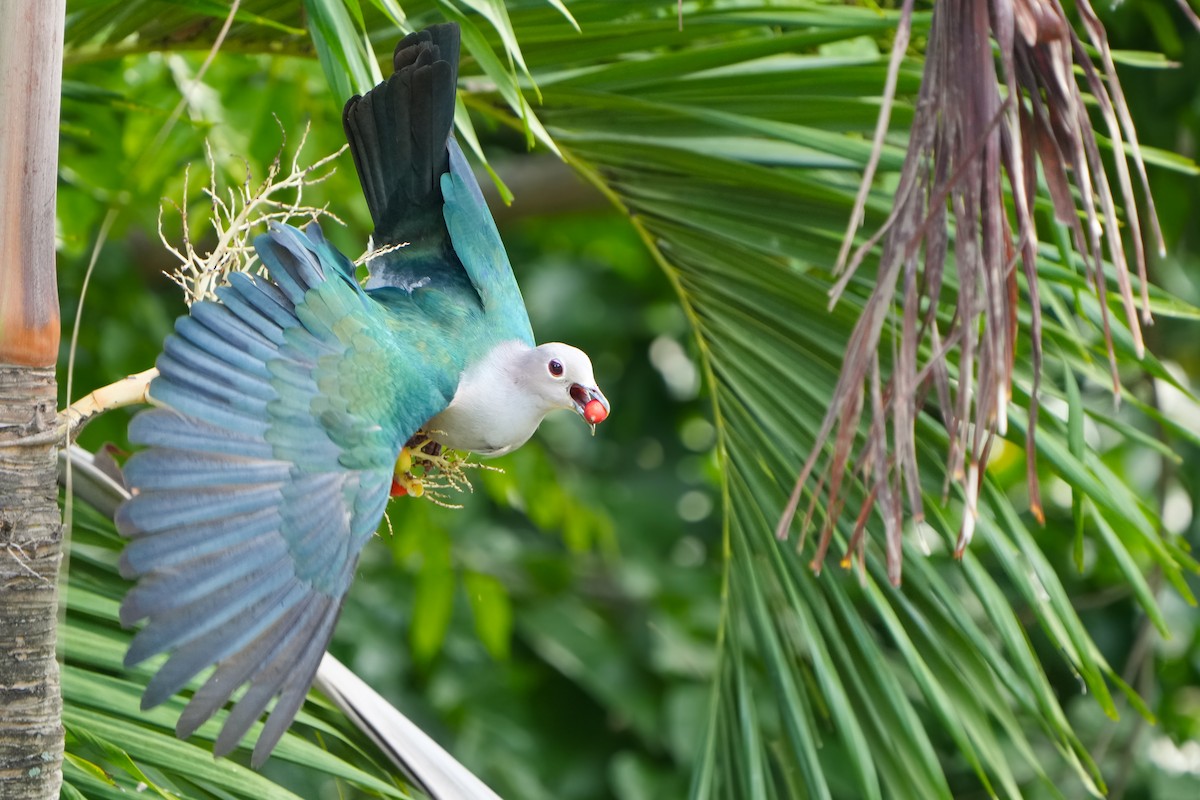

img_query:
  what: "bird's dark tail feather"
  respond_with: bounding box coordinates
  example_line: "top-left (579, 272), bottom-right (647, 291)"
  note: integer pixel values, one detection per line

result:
top-left (342, 23), bottom-right (461, 247)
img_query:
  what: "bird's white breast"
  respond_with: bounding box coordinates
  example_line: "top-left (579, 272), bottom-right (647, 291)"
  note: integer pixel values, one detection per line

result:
top-left (425, 341), bottom-right (548, 456)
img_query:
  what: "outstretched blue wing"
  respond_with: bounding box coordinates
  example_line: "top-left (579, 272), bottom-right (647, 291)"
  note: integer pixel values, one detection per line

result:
top-left (116, 222), bottom-right (456, 766)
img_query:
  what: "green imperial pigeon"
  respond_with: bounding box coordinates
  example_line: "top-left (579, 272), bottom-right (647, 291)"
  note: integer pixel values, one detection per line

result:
top-left (115, 22), bottom-right (609, 766)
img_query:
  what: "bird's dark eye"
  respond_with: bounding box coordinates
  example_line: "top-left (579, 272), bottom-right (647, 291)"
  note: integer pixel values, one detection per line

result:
top-left (548, 358), bottom-right (564, 377)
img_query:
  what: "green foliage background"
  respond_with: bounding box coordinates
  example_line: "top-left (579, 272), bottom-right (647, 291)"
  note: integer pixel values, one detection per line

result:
top-left (54, 1), bottom-right (1200, 798)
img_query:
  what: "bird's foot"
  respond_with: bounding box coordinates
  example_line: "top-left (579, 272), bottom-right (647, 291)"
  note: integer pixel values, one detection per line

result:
top-left (390, 447), bottom-right (425, 498)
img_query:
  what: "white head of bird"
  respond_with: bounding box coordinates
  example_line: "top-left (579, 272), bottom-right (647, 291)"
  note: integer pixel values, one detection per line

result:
top-left (427, 340), bottom-right (609, 456)
top-left (522, 342), bottom-right (609, 425)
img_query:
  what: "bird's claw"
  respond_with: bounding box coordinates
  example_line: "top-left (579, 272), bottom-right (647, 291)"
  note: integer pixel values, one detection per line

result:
top-left (390, 434), bottom-right (487, 506)
top-left (390, 447), bottom-right (425, 498)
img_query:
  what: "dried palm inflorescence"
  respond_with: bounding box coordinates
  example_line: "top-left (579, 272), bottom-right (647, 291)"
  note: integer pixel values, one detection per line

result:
top-left (777, 0), bottom-right (1163, 584)
top-left (158, 121), bottom-right (347, 305)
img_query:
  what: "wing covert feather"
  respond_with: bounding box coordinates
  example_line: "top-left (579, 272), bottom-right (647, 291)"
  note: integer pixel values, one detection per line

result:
top-left (441, 138), bottom-right (534, 345)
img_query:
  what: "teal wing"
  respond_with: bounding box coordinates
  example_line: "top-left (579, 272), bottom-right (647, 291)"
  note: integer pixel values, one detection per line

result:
top-left (342, 22), bottom-right (534, 347)
top-left (116, 222), bottom-right (456, 766)
top-left (442, 137), bottom-right (534, 345)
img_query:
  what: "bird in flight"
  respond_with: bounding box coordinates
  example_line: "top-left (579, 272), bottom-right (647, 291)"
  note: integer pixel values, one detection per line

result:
top-left (116, 22), bottom-right (608, 766)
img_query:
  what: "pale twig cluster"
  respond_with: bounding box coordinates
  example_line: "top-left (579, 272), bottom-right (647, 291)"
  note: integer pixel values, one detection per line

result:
top-left (413, 447), bottom-right (502, 509)
top-left (355, 240), bottom-right (409, 268)
top-left (158, 119), bottom-right (348, 305)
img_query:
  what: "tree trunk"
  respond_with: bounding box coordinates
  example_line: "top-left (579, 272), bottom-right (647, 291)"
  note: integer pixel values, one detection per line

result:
top-left (0, 1), bottom-right (66, 797)
top-left (0, 371), bottom-right (61, 799)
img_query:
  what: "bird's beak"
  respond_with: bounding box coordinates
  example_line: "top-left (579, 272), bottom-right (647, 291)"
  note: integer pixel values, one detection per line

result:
top-left (569, 385), bottom-right (610, 435)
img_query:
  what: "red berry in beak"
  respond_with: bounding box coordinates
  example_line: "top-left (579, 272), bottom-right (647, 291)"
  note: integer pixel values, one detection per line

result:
top-left (584, 398), bottom-right (608, 424)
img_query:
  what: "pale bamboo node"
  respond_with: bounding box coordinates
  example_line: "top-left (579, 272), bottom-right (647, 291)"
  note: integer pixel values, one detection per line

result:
top-left (63, 368), bottom-right (157, 439)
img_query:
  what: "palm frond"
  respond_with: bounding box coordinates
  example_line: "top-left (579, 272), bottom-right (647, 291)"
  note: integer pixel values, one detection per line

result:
top-left (447, 2), bottom-right (1196, 795)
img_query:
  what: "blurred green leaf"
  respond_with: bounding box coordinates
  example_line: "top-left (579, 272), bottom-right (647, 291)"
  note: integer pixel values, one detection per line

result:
top-left (464, 570), bottom-right (514, 660)
top-left (304, 0), bottom-right (382, 99)
top-left (411, 528), bottom-right (457, 666)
